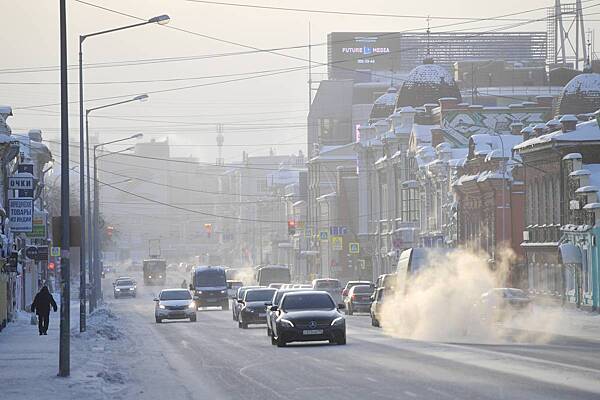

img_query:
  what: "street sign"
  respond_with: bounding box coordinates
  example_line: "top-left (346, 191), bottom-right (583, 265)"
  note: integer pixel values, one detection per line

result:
top-left (25, 246), bottom-right (48, 261)
top-left (349, 242), bottom-right (360, 254)
top-left (319, 230), bottom-right (329, 241)
top-left (50, 247), bottom-right (60, 257)
top-left (9, 198), bottom-right (33, 232)
top-left (331, 236), bottom-right (343, 251)
top-left (25, 212), bottom-right (47, 238)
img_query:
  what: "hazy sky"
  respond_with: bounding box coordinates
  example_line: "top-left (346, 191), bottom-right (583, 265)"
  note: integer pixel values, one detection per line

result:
top-left (2, 0), bottom-right (598, 162)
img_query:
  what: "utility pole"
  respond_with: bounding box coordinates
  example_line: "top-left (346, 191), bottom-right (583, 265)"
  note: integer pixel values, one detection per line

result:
top-left (78, 35), bottom-right (86, 332)
top-left (308, 22), bottom-right (312, 111)
top-left (58, 0), bottom-right (71, 378)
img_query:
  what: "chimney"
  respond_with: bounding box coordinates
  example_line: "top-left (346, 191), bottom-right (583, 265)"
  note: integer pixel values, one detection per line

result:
top-left (536, 95), bottom-right (554, 107)
top-left (560, 115), bottom-right (578, 133)
top-left (521, 126), bottom-right (533, 141)
top-left (510, 122), bottom-right (524, 135)
top-left (533, 123), bottom-right (546, 137)
top-left (431, 129), bottom-right (445, 148)
top-left (438, 97), bottom-right (459, 110)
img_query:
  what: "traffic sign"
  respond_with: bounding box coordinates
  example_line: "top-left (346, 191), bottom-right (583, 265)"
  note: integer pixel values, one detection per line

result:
top-left (331, 236), bottom-right (343, 251)
top-left (319, 230), bottom-right (329, 241)
top-left (349, 242), bottom-right (360, 254)
top-left (50, 247), bottom-right (60, 257)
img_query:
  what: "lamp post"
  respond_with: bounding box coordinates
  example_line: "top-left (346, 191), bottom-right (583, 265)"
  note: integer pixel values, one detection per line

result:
top-left (85, 95), bottom-right (147, 313)
top-left (93, 134), bottom-right (143, 305)
top-left (78, 15), bottom-right (168, 324)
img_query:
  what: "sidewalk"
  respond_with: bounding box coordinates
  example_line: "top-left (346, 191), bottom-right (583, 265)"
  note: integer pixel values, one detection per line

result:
top-left (0, 294), bottom-right (134, 399)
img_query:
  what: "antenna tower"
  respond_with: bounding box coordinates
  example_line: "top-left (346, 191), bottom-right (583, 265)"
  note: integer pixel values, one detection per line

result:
top-left (548, 0), bottom-right (588, 69)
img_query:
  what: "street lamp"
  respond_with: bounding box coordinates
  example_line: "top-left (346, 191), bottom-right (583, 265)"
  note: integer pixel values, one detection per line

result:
top-left (93, 134), bottom-right (143, 304)
top-left (78, 14), bottom-right (168, 324)
top-left (85, 96), bottom-right (147, 313)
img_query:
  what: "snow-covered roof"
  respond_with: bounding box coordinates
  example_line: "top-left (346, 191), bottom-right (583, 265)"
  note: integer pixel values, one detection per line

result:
top-left (570, 169), bottom-right (591, 177)
top-left (405, 63), bottom-right (454, 85)
top-left (515, 120), bottom-right (600, 150)
top-left (575, 185), bottom-right (599, 194)
top-left (563, 73), bottom-right (600, 95)
top-left (563, 152), bottom-right (583, 160)
top-left (583, 202), bottom-right (600, 210)
top-left (411, 124), bottom-right (438, 144)
top-left (470, 134), bottom-right (522, 157)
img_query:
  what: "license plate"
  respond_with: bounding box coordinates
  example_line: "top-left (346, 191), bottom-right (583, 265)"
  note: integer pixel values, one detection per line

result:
top-left (259, 313), bottom-right (266, 317)
top-left (302, 329), bottom-right (323, 335)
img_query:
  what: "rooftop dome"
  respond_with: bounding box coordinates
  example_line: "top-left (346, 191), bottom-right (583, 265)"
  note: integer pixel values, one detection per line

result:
top-left (556, 71), bottom-right (600, 115)
top-left (369, 87), bottom-right (398, 122)
top-left (396, 58), bottom-right (461, 108)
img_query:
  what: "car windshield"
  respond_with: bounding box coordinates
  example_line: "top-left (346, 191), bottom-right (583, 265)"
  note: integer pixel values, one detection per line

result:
top-left (160, 290), bottom-right (192, 300)
top-left (315, 280), bottom-right (340, 289)
top-left (194, 269), bottom-right (226, 287)
top-left (245, 289), bottom-right (276, 302)
top-left (353, 285), bottom-right (373, 294)
top-left (282, 293), bottom-right (335, 311)
top-left (116, 280), bottom-right (134, 286)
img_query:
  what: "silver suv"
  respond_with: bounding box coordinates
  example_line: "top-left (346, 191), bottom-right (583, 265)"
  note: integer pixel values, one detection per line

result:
top-left (113, 278), bottom-right (136, 298)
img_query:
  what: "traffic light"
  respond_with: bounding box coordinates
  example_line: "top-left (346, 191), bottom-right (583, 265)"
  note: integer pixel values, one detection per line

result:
top-left (204, 223), bottom-right (212, 238)
top-left (287, 220), bottom-right (296, 235)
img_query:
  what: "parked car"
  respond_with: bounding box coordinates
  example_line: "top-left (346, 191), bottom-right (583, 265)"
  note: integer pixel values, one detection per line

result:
top-left (154, 289), bottom-right (196, 323)
top-left (232, 286), bottom-right (260, 321)
top-left (342, 281), bottom-right (373, 302)
top-left (370, 287), bottom-right (393, 327)
top-left (270, 291), bottom-right (346, 347)
top-left (474, 288), bottom-right (532, 322)
top-left (312, 278), bottom-right (342, 305)
top-left (266, 288), bottom-right (311, 337)
top-left (113, 278), bottom-right (136, 298)
top-left (238, 288), bottom-right (277, 329)
top-left (344, 284), bottom-right (374, 315)
top-left (293, 284), bottom-right (313, 289)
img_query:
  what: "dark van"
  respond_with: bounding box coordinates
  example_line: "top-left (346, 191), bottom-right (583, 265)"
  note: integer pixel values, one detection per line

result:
top-left (191, 266), bottom-right (229, 310)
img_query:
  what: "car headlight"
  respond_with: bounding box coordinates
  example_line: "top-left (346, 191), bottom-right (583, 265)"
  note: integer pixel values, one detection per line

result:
top-left (129, 288), bottom-right (134, 291)
top-left (196, 290), bottom-right (203, 294)
top-left (279, 318), bottom-right (294, 328)
top-left (331, 317), bottom-right (345, 326)
top-left (115, 288), bottom-right (121, 291)
top-left (188, 302), bottom-right (196, 309)
top-left (159, 304), bottom-right (166, 309)
top-left (220, 290), bottom-right (227, 294)
top-left (148, 275), bottom-right (152, 279)
top-left (159, 275), bottom-right (163, 278)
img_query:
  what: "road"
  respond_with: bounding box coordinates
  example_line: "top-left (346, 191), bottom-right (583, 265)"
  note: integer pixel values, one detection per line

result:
top-left (103, 274), bottom-right (600, 400)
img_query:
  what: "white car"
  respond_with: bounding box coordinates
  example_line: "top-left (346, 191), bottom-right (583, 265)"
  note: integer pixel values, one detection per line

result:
top-left (154, 289), bottom-right (197, 323)
top-left (113, 278), bottom-right (136, 298)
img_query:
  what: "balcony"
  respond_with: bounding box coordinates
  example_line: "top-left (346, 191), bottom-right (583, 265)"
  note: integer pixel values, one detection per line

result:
top-left (524, 224), bottom-right (562, 244)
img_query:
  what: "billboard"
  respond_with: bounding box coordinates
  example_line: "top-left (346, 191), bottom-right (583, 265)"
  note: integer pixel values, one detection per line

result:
top-left (328, 32), bottom-right (401, 79)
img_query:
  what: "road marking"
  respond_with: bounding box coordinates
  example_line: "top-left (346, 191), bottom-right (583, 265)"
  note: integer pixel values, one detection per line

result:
top-left (404, 391), bottom-right (418, 397)
top-left (335, 366), bottom-right (345, 372)
top-left (366, 377), bottom-right (377, 382)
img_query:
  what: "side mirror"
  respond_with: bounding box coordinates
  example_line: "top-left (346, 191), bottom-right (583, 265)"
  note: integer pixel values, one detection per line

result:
top-left (337, 303), bottom-right (345, 310)
top-left (153, 297), bottom-right (159, 302)
top-left (237, 299), bottom-right (244, 304)
top-left (270, 306), bottom-right (278, 312)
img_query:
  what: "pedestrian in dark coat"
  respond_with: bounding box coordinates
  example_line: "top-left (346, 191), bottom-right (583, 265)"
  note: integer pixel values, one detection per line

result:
top-left (31, 286), bottom-right (57, 335)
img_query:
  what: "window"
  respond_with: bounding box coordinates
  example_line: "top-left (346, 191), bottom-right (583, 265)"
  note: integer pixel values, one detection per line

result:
top-left (318, 118), bottom-right (335, 142)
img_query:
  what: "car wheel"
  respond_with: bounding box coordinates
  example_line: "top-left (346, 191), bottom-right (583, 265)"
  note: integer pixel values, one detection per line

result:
top-left (190, 315), bottom-right (197, 322)
top-left (155, 317), bottom-right (162, 324)
top-left (336, 335), bottom-right (347, 345)
top-left (276, 336), bottom-right (286, 347)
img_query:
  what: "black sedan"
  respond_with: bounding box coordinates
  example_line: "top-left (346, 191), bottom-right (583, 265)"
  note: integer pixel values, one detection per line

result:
top-left (238, 288), bottom-right (276, 329)
top-left (270, 291), bottom-right (346, 347)
top-left (232, 286), bottom-right (260, 321)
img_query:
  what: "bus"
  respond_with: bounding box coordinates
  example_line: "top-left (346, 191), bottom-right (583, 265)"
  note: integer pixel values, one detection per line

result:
top-left (256, 265), bottom-right (291, 287)
top-left (143, 258), bottom-right (167, 285)
top-left (190, 266), bottom-right (229, 310)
